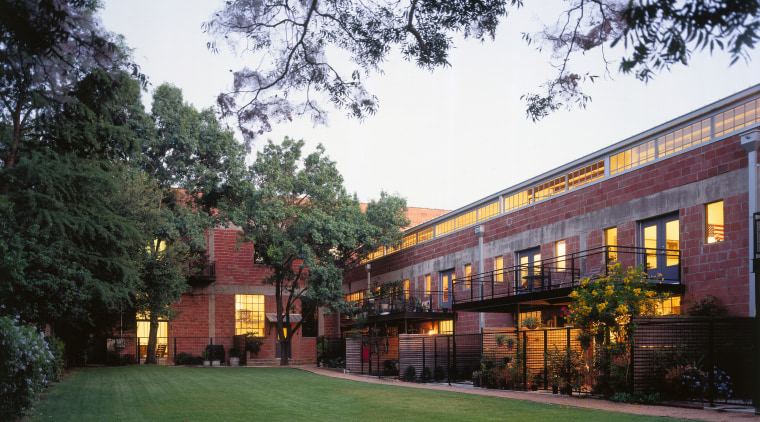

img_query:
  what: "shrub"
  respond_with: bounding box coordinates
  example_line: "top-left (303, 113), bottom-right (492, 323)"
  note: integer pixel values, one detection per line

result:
top-left (404, 364), bottom-right (416, 382)
top-left (0, 316), bottom-right (61, 420)
top-left (434, 365), bottom-right (445, 381)
top-left (421, 366), bottom-right (433, 382)
top-left (383, 359), bottom-right (399, 376)
top-left (610, 391), bottom-right (661, 404)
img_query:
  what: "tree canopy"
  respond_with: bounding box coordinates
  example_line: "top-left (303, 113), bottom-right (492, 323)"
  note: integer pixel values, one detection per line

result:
top-left (205, 0), bottom-right (760, 138)
top-left (236, 138), bottom-right (409, 364)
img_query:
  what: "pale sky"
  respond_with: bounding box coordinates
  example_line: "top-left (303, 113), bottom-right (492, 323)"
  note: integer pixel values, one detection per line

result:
top-left (100, 1), bottom-right (760, 211)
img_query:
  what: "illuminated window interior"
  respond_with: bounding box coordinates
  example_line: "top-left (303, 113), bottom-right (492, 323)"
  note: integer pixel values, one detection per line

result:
top-left (659, 118), bottom-right (711, 156)
top-left (556, 240), bottom-right (566, 271)
top-left (235, 294), bottom-right (264, 336)
top-left (464, 264), bottom-right (472, 289)
top-left (568, 160), bottom-right (604, 190)
top-left (504, 189), bottom-right (531, 212)
top-left (401, 233), bottom-right (417, 249)
top-left (610, 139), bottom-right (656, 174)
top-left (417, 227), bottom-right (434, 243)
top-left (605, 227), bottom-right (618, 262)
top-left (477, 201), bottom-right (500, 221)
top-left (439, 320), bottom-right (453, 334)
top-left (657, 296), bottom-right (681, 315)
top-left (494, 256), bottom-right (504, 283)
top-left (706, 201), bottom-right (724, 244)
top-left (136, 312), bottom-right (167, 358)
top-left (519, 311), bottom-right (541, 326)
top-left (714, 98), bottom-right (760, 137)
top-left (345, 291), bottom-right (365, 303)
top-left (533, 175), bottom-right (566, 201)
top-left (425, 275), bottom-right (431, 296)
top-left (404, 279), bottom-right (409, 299)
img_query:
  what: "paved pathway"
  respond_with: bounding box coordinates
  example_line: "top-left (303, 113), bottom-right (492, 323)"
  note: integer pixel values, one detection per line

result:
top-left (295, 366), bottom-right (759, 422)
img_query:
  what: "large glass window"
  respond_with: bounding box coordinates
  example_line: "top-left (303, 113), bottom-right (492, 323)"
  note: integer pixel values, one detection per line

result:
top-left (136, 312), bottom-right (168, 358)
top-left (464, 264), bottom-right (472, 289)
top-left (706, 201), bottom-right (725, 244)
top-left (235, 295), bottom-right (265, 336)
top-left (439, 320), bottom-right (453, 334)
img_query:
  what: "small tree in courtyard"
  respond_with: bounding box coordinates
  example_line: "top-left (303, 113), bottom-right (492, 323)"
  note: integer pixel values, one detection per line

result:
top-left (236, 138), bottom-right (409, 365)
top-left (567, 263), bottom-right (669, 393)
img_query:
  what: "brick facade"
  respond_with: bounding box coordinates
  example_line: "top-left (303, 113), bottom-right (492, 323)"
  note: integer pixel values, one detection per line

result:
top-left (343, 86), bottom-right (760, 335)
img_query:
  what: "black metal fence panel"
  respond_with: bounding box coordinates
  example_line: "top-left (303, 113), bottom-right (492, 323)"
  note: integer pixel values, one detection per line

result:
top-left (633, 316), bottom-right (754, 405)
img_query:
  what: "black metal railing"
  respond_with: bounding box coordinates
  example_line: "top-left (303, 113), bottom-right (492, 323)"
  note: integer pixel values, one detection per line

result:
top-left (454, 245), bottom-right (681, 304)
top-left (348, 289), bottom-right (451, 318)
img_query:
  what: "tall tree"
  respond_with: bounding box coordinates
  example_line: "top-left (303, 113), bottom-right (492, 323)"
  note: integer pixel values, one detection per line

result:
top-left (205, 0), bottom-right (759, 138)
top-left (237, 138), bottom-right (409, 365)
top-left (0, 0), bottom-right (131, 170)
top-left (134, 84), bottom-right (247, 364)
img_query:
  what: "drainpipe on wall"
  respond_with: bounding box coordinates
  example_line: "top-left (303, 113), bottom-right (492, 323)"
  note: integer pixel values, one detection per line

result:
top-left (476, 225), bottom-right (485, 331)
top-left (366, 263), bottom-right (371, 293)
top-left (741, 130), bottom-right (759, 317)
top-left (740, 129), bottom-right (760, 416)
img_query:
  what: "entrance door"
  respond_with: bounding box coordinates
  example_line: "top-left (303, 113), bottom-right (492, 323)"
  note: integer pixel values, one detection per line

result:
top-left (639, 214), bottom-right (680, 281)
top-left (517, 247), bottom-right (541, 291)
top-left (440, 269), bottom-right (455, 309)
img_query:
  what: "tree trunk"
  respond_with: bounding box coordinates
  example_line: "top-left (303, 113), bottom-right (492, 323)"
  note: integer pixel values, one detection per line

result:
top-left (280, 339), bottom-right (290, 366)
top-left (144, 316), bottom-right (159, 364)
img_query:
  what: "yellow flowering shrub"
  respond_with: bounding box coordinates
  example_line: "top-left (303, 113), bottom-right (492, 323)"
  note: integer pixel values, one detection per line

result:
top-left (567, 263), bottom-right (667, 343)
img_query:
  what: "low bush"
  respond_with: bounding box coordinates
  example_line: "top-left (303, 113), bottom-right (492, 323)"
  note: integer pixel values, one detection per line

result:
top-left (404, 364), bottom-right (416, 382)
top-left (174, 352), bottom-right (203, 365)
top-left (0, 315), bottom-right (62, 420)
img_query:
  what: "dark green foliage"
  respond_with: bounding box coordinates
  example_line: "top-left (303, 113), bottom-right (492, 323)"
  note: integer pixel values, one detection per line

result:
top-left (686, 295), bottom-right (726, 316)
top-left (174, 352), bottom-right (204, 366)
top-left (422, 366), bottom-right (433, 382)
top-left (609, 391), bottom-right (661, 404)
top-left (434, 365), bottom-right (445, 381)
top-left (404, 364), bottom-right (417, 382)
top-left (237, 138), bottom-right (408, 365)
top-left (384, 359), bottom-right (399, 376)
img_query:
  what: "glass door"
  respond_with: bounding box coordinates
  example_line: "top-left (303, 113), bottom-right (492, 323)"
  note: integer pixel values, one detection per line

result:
top-left (639, 214), bottom-right (680, 281)
top-left (516, 247), bottom-right (541, 291)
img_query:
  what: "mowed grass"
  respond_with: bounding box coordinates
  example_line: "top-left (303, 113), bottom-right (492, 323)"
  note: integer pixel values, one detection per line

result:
top-left (30, 366), bottom-right (687, 422)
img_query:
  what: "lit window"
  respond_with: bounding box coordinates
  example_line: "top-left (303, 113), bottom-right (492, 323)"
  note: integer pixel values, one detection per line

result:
top-left (235, 295), bottom-right (264, 336)
top-left (404, 279), bottom-right (409, 299)
top-left (465, 264), bottom-right (472, 289)
top-left (610, 140), bottom-right (656, 174)
top-left (605, 227), bottom-right (618, 262)
top-left (706, 201), bottom-right (724, 244)
top-left (494, 256), bottom-right (504, 283)
top-left (657, 296), bottom-right (682, 315)
top-left (439, 320), bottom-right (453, 334)
top-left (556, 240), bottom-right (566, 271)
top-left (136, 312), bottom-right (168, 358)
top-left (425, 275), bottom-right (431, 296)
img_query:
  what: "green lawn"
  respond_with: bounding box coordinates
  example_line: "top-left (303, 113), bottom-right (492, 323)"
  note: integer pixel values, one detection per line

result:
top-left (29, 366), bottom-right (687, 421)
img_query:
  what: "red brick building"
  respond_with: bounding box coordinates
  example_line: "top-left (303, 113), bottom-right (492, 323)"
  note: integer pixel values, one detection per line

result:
top-left (335, 84), bottom-right (760, 338)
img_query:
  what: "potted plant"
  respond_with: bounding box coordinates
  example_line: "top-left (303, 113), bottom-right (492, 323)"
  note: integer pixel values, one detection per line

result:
top-left (521, 316), bottom-right (541, 330)
top-left (495, 335), bottom-right (516, 351)
top-left (202, 350), bottom-right (210, 367)
top-left (228, 347), bottom-right (241, 366)
top-left (245, 333), bottom-right (263, 359)
top-left (549, 374), bottom-right (564, 394)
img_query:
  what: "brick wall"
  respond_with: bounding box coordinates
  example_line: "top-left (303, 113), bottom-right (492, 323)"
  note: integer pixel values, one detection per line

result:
top-left (345, 134), bottom-right (751, 327)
